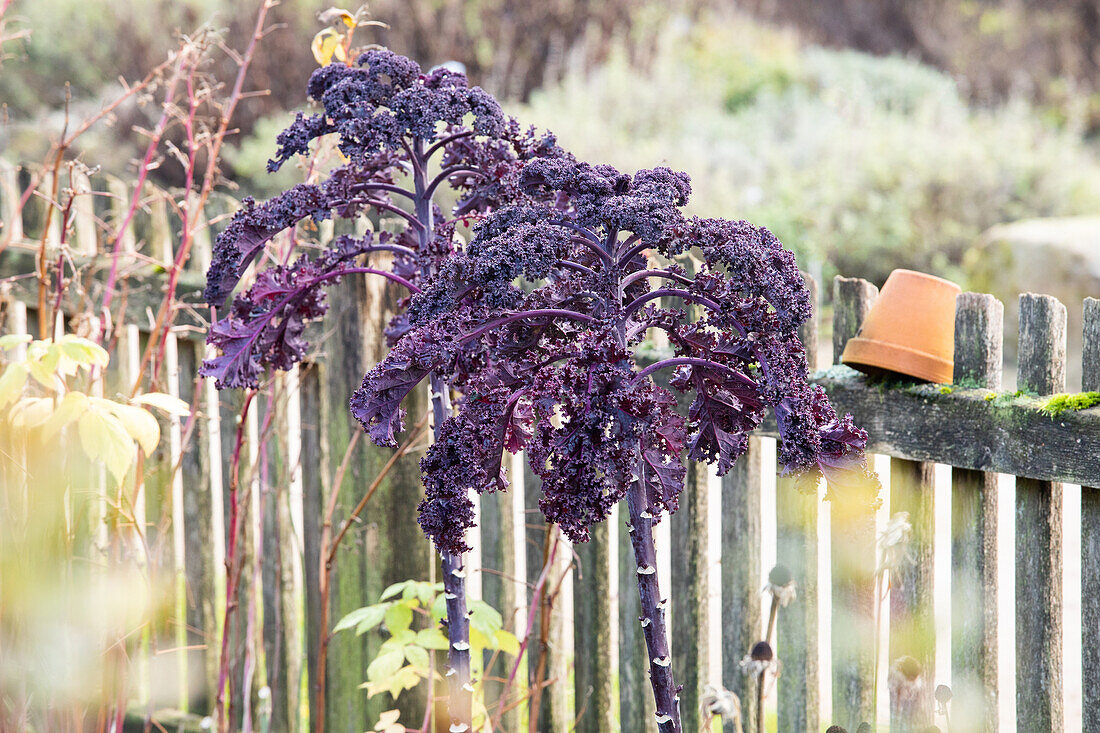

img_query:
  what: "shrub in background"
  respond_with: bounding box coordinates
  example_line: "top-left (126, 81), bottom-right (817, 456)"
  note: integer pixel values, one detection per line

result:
top-left (517, 13), bottom-right (1100, 286)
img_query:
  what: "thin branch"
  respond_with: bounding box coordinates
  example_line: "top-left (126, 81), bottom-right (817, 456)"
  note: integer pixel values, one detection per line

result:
top-left (424, 165), bottom-right (484, 199)
top-left (630, 357), bottom-right (756, 387)
top-left (424, 129), bottom-right (474, 159)
top-left (620, 268), bottom-right (692, 290)
top-left (461, 308), bottom-right (597, 342)
top-left (350, 182), bottom-right (417, 201)
top-left (621, 288), bottom-right (723, 320)
top-left (360, 197), bottom-right (426, 231)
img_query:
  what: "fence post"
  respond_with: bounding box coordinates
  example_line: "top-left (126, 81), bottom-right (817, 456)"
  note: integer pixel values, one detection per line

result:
top-left (524, 464), bottom-right (571, 731)
top-left (950, 292), bottom-right (1002, 733)
top-left (775, 272), bottom-right (820, 733)
top-left (358, 258), bottom-right (433, 723)
top-left (106, 176), bottom-right (136, 254)
top-left (480, 468), bottom-right (520, 730)
top-left (830, 276), bottom-right (878, 730)
top-left (179, 339), bottom-right (219, 713)
top-left (0, 159), bottom-right (24, 244)
top-left (315, 275), bottom-right (370, 728)
top-left (573, 520), bottom-right (615, 732)
top-left (672, 460), bottom-right (711, 733)
top-left (887, 458), bottom-right (935, 732)
top-left (723, 439), bottom-right (761, 732)
top-left (1015, 293), bottom-right (1066, 733)
top-left (260, 376), bottom-right (301, 732)
top-left (619, 496), bottom-right (658, 732)
top-left (69, 168), bottom-right (97, 255)
top-left (1080, 297), bottom-right (1100, 732)
top-left (300, 363), bottom-right (325, 733)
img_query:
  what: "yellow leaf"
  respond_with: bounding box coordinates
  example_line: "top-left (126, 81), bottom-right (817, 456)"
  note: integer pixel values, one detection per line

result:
top-left (41, 391), bottom-right (89, 437)
top-left (133, 392), bottom-right (190, 417)
top-left (0, 334), bottom-right (32, 350)
top-left (26, 341), bottom-right (48, 362)
top-left (318, 7), bottom-right (356, 28)
top-left (311, 28), bottom-right (347, 66)
top-left (374, 709), bottom-right (402, 733)
top-left (99, 399), bottom-right (160, 455)
top-left (78, 408), bottom-right (135, 484)
top-left (473, 699), bottom-right (493, 732)
top-left (0, 363), bottom-right (28, 408)
top-left (57, 336), bottom-right (109, 369)
top-left (10, 397), bottom-right (53, 430)
top-left (27, 359), bottom-right (58, 391)
top-left (494, 629), bottom-right (520, 657)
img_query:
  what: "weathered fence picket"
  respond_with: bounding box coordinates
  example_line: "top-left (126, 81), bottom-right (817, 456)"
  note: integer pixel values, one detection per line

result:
top-left (619, 500), bottom-right (658, 733)
top-left (950, 292), bottom-right (1003, 733)
top-left (1083, 298), bottom-right (1100, 733)
top-left (480, 480), bottom-right (520, 730)
top-left (829, 277), bottom-right (879, 730)
top-left (887, 458), bottom-right (935, 731)
top-left (1015, 294), bottom-right (1067, 733)
top-left (775, 273), bottom-right (820, 733)
top-left (524, 464), bottom-right (570, 732)
top-left (573, 520), bottom-right (614, 732)
top-left (671, 460), bottom-right (711, 733)
top-left (722, 438), bottom-right (761, 732)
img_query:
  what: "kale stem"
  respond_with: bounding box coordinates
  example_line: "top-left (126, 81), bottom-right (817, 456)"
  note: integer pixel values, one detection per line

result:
top-left (625, 465), bottom-right (683, 733)
top-left (414, 135), bottom-right (473, 730)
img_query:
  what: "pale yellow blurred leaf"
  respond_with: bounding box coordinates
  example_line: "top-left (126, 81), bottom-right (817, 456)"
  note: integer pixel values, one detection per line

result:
top-left (41, 391), bottom-right (89, 438)
top-left (0, 334), bottom-right (32, 350)
top-left (57, 336), bottom-right (109, 369)
top-left (318, 7), bottom-right (356, 28)
top-left (98, 399), bottom-right (160, 455)
top-left (10, 397), bottom-right (53, 430)
top-left (0, 363), bottom-right (28, 408)
top-left (373, 709), bottom-right (403, 733)
top-left (27, 358), bottom-right (58, 391)
top-left (133, 392), bottom-right (190, 417)
top-left (78, 408), bottom-right (135, 484)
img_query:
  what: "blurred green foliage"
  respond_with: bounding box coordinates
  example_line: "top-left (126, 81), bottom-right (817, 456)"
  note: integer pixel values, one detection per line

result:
top-left (517, 14), bottom-right (1100, 286)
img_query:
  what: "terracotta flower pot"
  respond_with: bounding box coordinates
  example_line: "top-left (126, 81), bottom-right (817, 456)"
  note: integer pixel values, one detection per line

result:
top-left (841, 269), bottom-right (961, 383)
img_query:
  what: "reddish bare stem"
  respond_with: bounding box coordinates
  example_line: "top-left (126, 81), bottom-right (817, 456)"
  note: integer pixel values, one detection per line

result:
top-left (215, 390), bottom-right (255, 732)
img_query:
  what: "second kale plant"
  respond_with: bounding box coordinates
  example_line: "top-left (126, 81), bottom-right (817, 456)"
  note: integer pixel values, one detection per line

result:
top-left (352, 158), bottom-right (880, 732)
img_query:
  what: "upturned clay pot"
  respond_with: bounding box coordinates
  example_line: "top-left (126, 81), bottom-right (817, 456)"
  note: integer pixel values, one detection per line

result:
top-left (841, 269), bottom-right (961, 383)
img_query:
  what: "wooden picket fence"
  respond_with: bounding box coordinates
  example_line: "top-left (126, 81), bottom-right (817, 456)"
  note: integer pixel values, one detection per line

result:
top-left (1, 160), bottom-right (1098, 733)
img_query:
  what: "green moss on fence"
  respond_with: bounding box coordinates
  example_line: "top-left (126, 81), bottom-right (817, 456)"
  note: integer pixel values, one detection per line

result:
top-left (1041, 391), bottom-right (1100, 417)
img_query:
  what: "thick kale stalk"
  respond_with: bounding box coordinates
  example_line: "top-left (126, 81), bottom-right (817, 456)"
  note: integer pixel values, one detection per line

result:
top-left (353, 158), bottom-right (880, 730)
top-left (202, 50), bottom-right (567, 731)
top-left (625, 464), bottom-right (680, 732)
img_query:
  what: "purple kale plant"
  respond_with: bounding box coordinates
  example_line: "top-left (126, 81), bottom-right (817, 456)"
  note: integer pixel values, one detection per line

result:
top-left (350, 158), bottom-right (880, 733)
top-left (201, 49), bottom-right (565, 731)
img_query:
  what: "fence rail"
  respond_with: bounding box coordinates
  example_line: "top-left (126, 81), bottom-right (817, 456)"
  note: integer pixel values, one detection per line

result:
top-left (1, 164), bottom-right (1098, 732)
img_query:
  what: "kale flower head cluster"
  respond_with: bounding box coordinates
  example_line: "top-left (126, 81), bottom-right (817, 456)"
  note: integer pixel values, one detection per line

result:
top-left (200, 50), bottom-right (563, 390)
top-left (352, 157), bottom-right (880, 556)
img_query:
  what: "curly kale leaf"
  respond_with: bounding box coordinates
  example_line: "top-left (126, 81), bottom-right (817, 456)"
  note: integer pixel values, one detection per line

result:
top-left (204, 184), bottom-right (329, 305)
top-left (201, 235), bottom-right (379, 389)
